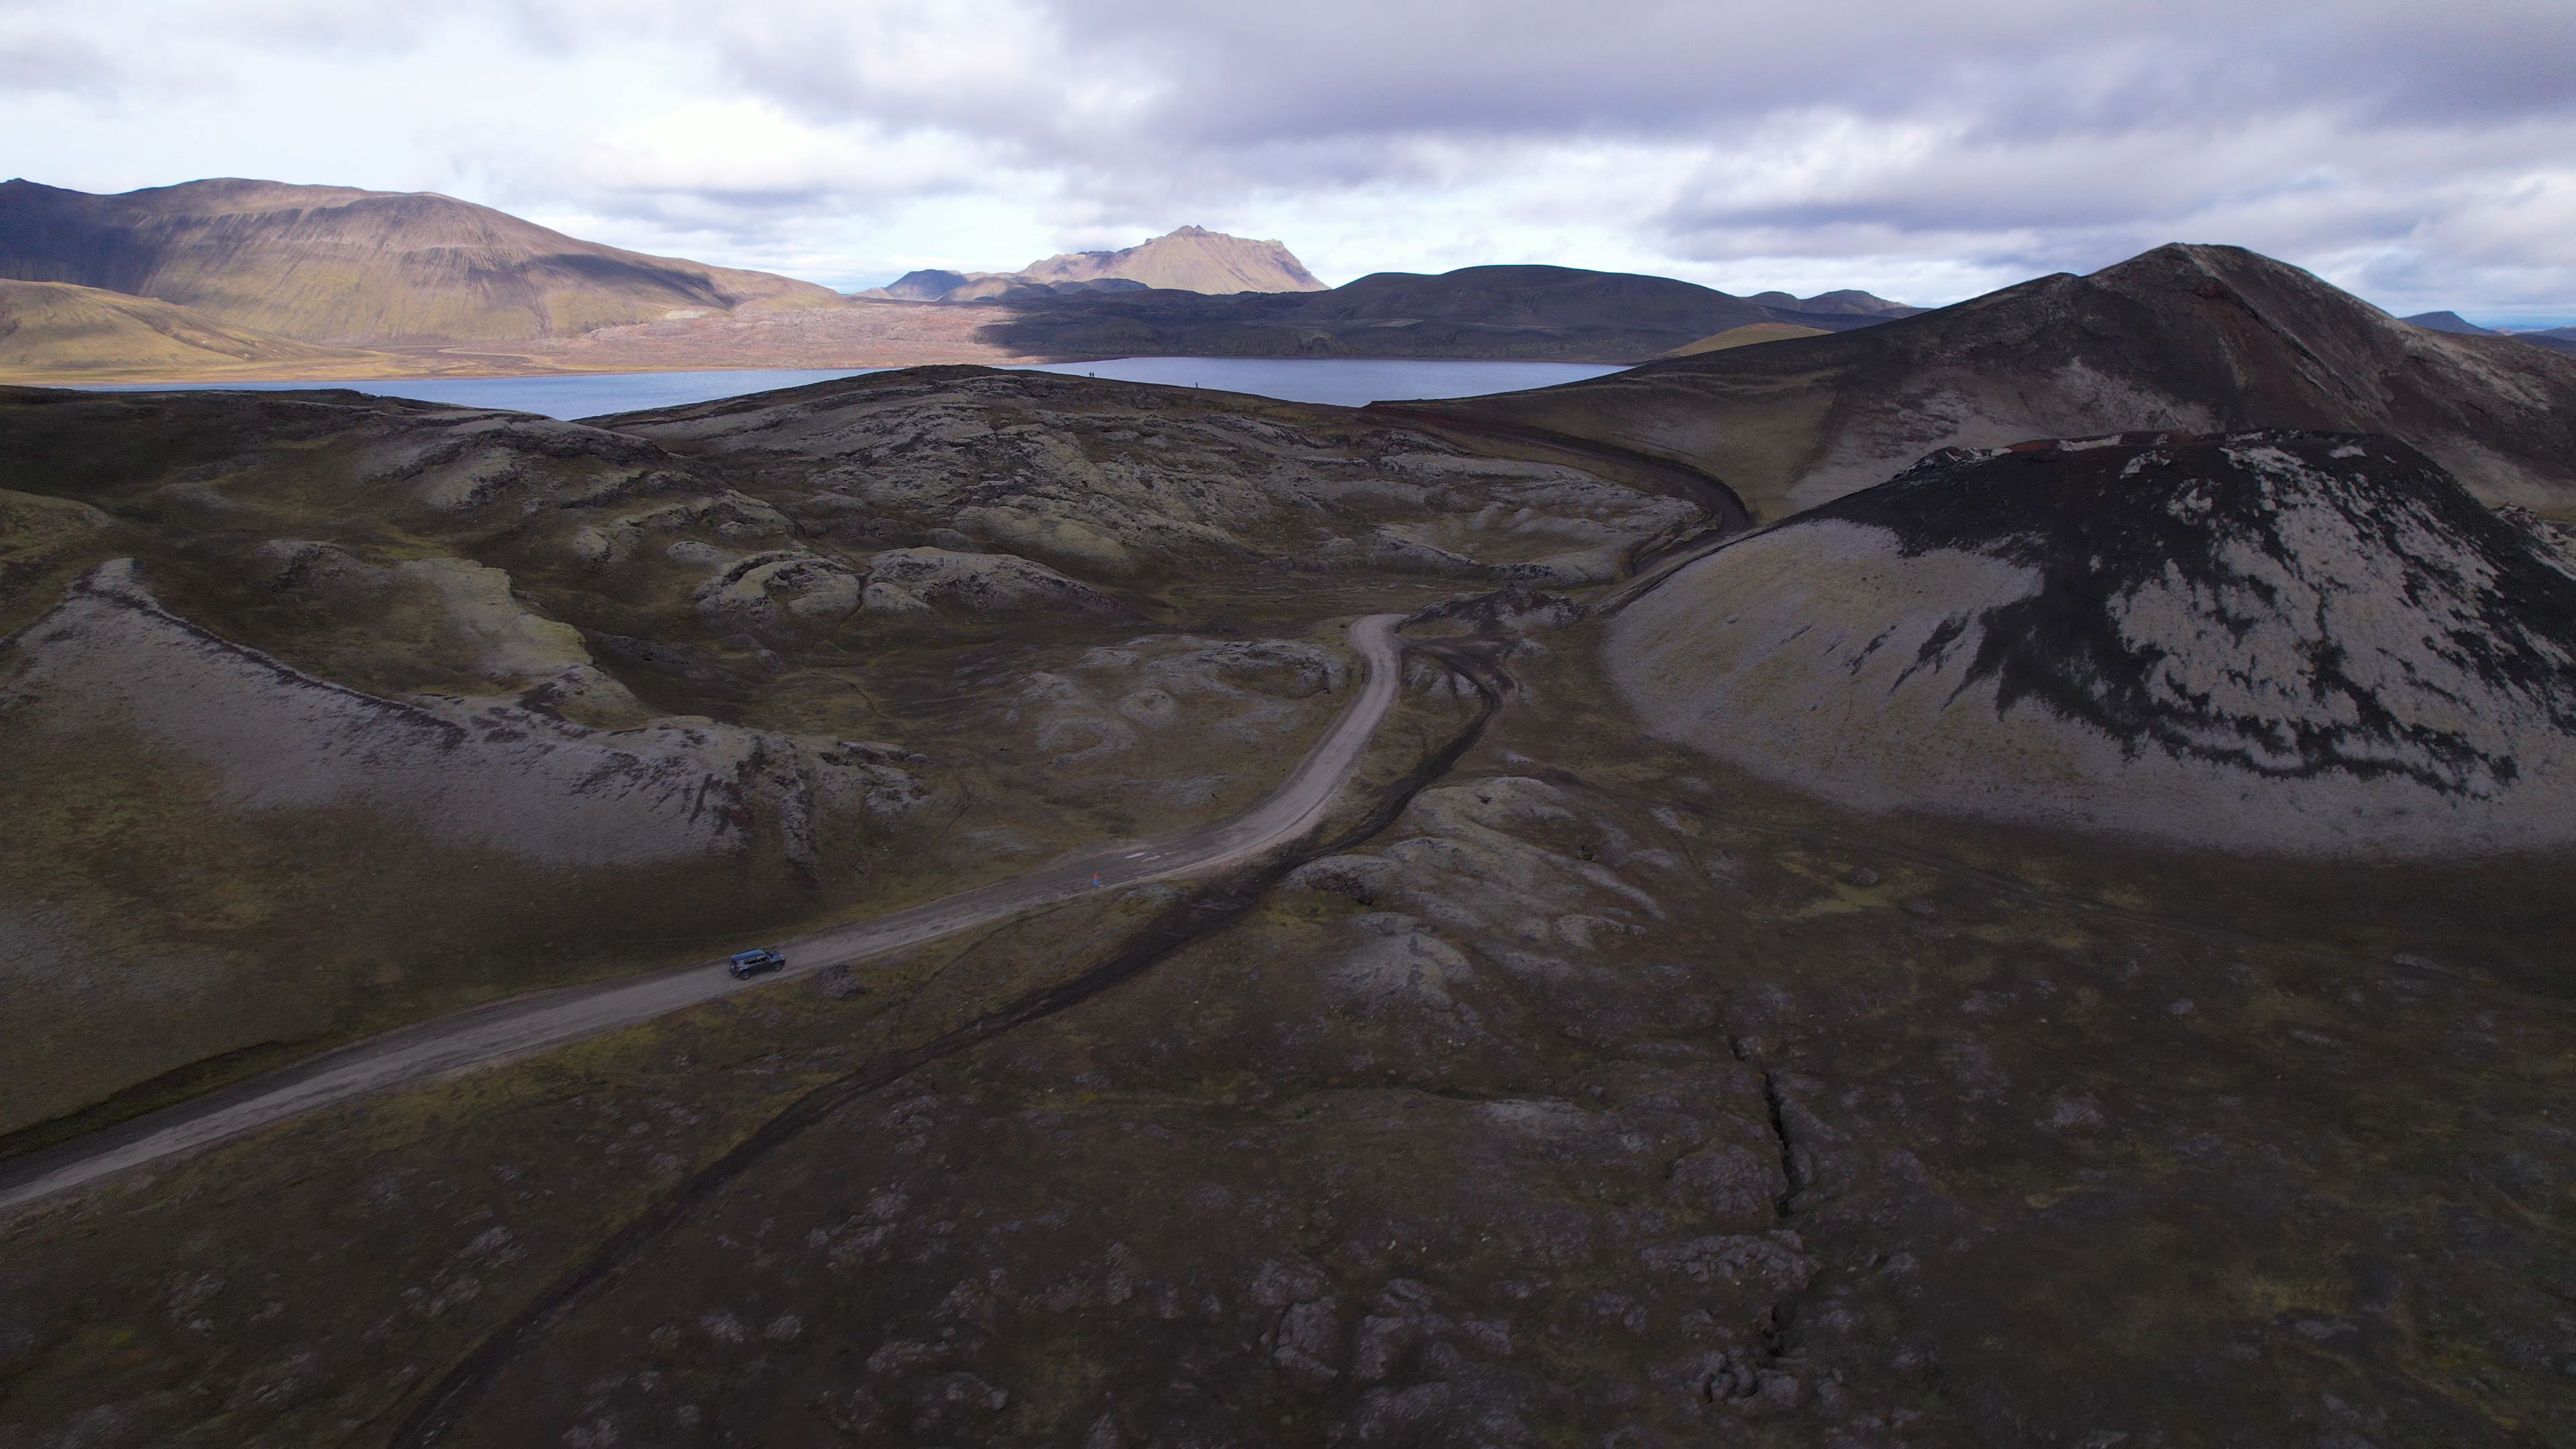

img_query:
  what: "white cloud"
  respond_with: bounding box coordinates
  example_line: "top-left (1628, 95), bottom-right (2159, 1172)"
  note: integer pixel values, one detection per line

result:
top-left (2, 0), bottom-right (2571, 318)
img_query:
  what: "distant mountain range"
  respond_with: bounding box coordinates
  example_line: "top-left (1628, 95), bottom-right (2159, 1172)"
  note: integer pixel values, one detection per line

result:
top-left (961, 264), bottom-right (1920, 362)
top-left (2404, 309), bottom-right (2493, 335)
top-left (0, 176), bottom-right (1917, 379)
top-left (2404, 309), bottom-right (2576, 354)
top-left (767, 225), bottom-right (1925, 363)
top-left (869, 270), bottom-right (1152, 303)
top-left (1421, 244), bottom-right (2576, 520)
top-left (1744, 288), bottom-right (1917, 317)
top-left (865, 225), bottom-right (1326, 303)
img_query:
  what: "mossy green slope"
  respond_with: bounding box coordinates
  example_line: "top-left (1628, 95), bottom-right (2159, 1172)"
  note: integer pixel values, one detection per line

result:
top-left (0, 278), bottom-right (392, 379)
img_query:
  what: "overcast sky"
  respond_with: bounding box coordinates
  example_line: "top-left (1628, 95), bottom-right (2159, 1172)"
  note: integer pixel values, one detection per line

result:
top-left (7, 0), bottom-right (2573, 321)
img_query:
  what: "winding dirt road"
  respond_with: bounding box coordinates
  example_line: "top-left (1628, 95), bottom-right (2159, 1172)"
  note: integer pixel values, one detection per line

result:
top-left (0, 614), bottom-right (1408, 1213)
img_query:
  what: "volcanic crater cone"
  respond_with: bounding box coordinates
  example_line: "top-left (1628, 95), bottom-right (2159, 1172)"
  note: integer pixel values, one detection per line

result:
top-left (1607, 431), bottom-right (2576, 855)
top-left (1431, 244), bottom-right (2576, 519)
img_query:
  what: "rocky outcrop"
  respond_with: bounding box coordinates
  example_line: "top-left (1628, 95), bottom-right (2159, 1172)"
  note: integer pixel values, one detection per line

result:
top-left (1607, 431), bottom-right (2576, 855)
top-left (2, 561), bottom-right (924, 870)
top-left (604, 369), bottom-right (1696, 586)
top-left (858, 547), bottom-right (1126, 621)
top-left (694, 551), bottom-right (864, 630)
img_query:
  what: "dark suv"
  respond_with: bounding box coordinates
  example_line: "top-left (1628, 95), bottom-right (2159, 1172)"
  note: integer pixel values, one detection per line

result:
top-left (727, 947), bottom-right (786, 979)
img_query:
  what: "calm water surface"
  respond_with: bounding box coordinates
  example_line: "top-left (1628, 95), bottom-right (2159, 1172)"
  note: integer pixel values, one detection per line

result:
top-left (1019, 357), bottom-right (1624, 409)
top-left (77, 358), bottom-right (1625, 420)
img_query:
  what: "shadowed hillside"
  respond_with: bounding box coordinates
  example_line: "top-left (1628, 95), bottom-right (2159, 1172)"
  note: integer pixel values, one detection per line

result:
top-left (0, 178), bottom-right (846, 345)
top-left (1421, 244), bottom-right (2576, 519)
top-left (971, 263), bottom-right (1909, 362)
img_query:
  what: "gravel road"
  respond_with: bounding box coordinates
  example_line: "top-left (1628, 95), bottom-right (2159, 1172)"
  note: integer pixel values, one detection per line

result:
top-left (0, 614), bottom-right (1407, 1213)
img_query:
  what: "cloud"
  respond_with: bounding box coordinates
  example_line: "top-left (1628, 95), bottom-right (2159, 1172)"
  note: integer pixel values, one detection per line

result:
top-left (3, 0), bottom-right (2573, 317)
top-left (0, 33), bottom-right (121, 97)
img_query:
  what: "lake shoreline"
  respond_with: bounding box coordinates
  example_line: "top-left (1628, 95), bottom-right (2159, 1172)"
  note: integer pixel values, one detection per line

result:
top-left (57, 358), bottom-right (1631, 418)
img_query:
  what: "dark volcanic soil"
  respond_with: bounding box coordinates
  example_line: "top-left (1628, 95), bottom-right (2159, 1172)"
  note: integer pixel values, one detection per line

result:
top-left (1, 366), bottom-right (2570, 1449)
top-left (1608, 431), bottom-right (2576, 855)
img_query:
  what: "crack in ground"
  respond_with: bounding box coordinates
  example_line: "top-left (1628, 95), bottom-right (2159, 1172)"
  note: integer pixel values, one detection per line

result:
top-left (1735, 1036), bottom-right (1807, 1215)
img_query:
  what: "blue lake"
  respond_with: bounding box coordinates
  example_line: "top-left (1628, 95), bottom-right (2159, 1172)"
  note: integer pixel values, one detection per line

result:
top-left (75, 358), bottom-right (1626, 420)
top-left (1018, 357), bottom-right (1625, 409)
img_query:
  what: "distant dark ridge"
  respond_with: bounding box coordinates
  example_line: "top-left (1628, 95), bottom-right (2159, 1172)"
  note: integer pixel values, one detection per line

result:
top-left (2402, 310), bottom-right (2495, 335)
top-left (879, 269), bottom-right (971, 301)
top-left (1749, 287), bottom-right (1920, 317)
top-left (966, 263), bottom-right (1908, 364)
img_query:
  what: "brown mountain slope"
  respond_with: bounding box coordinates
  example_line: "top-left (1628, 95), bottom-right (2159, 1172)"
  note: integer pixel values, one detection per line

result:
top-left (858, 227), bottom-right (1322, 302)
top-left (1018, 225), bottom-right (1326, 293)
top-left (0, 279), bottom-right (390, 379)
top-left (1422, 243), bottom-right (2576, 519)
top-left (0, 178), bottom-right (846, 345)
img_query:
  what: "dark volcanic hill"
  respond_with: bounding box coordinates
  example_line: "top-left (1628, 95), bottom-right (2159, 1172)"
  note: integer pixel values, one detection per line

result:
top-left (0, 178), bottom-right (845, 345)
top-left (1423, 244), bottom-right (2576, 519)
top-left (2402, 310), bottom-right (2493, 335)
top-left (966, 263), bottom-right (1912, 363)
top-left (1608, 429), bottom-right (2576, 855)
top-left (2517, 326), bottom-right (2576, 357)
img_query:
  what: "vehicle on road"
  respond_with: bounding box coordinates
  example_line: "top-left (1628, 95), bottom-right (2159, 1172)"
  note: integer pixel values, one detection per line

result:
top-left (0, 615), bottom-right (1407, 1214)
